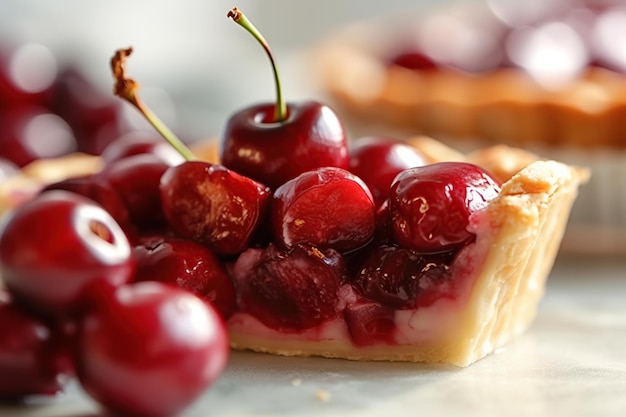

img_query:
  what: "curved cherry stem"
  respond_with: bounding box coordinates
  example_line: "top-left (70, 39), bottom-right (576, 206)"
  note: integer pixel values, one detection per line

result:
top-left (228, 7), bottom-right (287, 123)
top-left (111, 47), bottom-right (196, 161)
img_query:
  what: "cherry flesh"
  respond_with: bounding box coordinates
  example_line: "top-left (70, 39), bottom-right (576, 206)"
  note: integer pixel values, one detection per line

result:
top-left (271, 166), bottom-right (376, 254)
top-left (349, 137), bottom-right (426, 208)
top-left (351, 245), bottom-right (455, 309)
top-left (0, 293), bottom-right (66, 401)
top-left (74, 281), bottom-right (229, 417)
top-left (133, 235), bottom-right (236, 320)
top-left (232, 243), bottom-right (346, 331)
top-left (389, 162), bottom-right (501, 253)
top-left (0, 190), bottom-right (135, 318)
top-left (343, 299), bottom-right (396, 346)
top-left (159, 161), bottom-right (271, 256)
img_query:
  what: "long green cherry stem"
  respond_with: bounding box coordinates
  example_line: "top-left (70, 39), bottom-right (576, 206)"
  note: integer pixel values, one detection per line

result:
top-left (227, 7), bottom-right (287, 123)
top-left (111, 47), bottom-right (196, 161)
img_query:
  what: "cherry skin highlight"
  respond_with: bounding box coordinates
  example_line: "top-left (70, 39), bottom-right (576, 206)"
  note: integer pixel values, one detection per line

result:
top-left (74, 281), bottom-right (229, 417)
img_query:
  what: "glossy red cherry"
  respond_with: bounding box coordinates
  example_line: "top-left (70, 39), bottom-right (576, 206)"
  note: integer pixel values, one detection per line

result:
top-left (232, 243), bottom-right (346, 331)
top-left (349, 137), bottom-right (426, 207)
top-left (133, 235), bottom-right (236, 319)
top-left (271, 167), bottom-right (376, 254)
top-left (220, 8), bottom-right (348, 189)
top-left (389, 162), bottom-right (501, 253)
top-left (220, 101), bottom-right (348, 189)
top-left (74, 281), bottom-right (229, 417)
top-left (0, 292), bottom-right (67, 401)
top-left (0, 190), bottom-right (135, 317)
top-left (160, 161), bottom-right (271, 256)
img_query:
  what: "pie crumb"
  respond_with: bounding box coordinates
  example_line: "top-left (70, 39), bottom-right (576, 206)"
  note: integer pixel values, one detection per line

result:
top-left (315, 389), bottom-right (331, 402)
top-left (291, 378), bottom-right (302, 386)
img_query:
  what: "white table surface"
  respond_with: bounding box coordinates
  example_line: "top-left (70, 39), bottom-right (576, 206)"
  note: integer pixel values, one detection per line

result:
top-left (1, 253), bottom-right (625, 417)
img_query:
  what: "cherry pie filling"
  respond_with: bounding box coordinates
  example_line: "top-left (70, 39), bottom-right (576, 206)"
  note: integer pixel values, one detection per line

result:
top-left (226, 158), bottom-right (502, 348)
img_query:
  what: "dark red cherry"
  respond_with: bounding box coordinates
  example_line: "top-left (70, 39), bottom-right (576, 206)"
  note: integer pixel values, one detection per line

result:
top-left (271, 167), bottom-right (376, 253)
top-left (100, 130), bottom-right (185, 166)
top-left (0, 292), bottom-right (67, 401)
top-left (232, 243), bottom-right (346, 331)
top-left (0, 105), bottom-right (76, 167)
top-left (159, 161), bottom-right (271, 256)
top-left (220, 101), bottom-right (349, 189)
top-left (351, 245), bottom-right (455, 309)
top-left (221, 8), bottom-right (348, 189)
top-left (74, 281), bottom-right (229, 417)
top-left (133, 235), bottom-right (236, 319)
top-left (0, 190), bottom-right (135, 317)
top-left (349, 137), bottom-right (426, 207)
top-left (389, 162), bottom-right (501, 253)
top-left (100, 153), bottom-right (172, 231)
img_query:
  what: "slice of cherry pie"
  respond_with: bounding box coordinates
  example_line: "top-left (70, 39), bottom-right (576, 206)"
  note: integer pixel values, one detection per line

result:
top-left (225, 139), bottom-right (588, 366)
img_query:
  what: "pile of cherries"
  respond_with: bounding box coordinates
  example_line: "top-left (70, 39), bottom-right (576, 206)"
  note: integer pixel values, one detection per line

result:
top-left (0, 8), bottom-right (502, 417)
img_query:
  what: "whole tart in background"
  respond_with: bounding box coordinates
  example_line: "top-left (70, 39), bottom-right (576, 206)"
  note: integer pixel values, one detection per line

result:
top-left (311, 0), bottom-right (625, 255)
